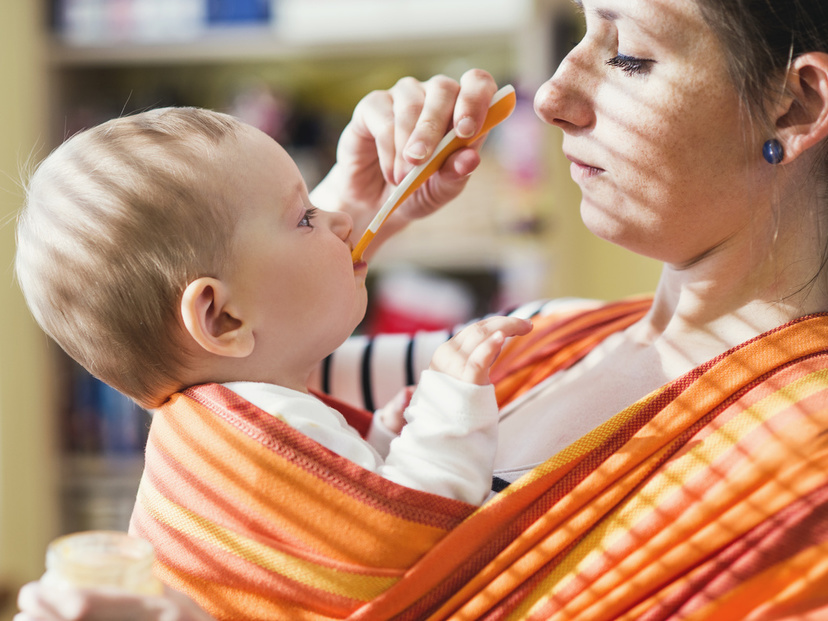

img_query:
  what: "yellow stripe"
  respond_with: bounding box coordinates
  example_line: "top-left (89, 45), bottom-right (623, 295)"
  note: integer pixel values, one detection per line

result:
top-left (509, 368), bottom-right (828, 619)
top-left (486, 388), bottom-right (664, 507)
top-left (137, 474), bottom-right (400, 601)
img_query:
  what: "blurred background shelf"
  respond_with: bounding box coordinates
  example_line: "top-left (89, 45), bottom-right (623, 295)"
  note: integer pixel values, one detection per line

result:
top-left (50, 0), bottom-right (537, 65)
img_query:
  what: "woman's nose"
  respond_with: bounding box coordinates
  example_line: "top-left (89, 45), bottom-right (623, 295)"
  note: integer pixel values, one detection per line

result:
top-left (534, 47), bottom-right (595, 131)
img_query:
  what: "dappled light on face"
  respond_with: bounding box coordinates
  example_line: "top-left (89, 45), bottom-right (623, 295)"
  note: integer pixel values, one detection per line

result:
top-left (536, 0), bottom-right (764, 267)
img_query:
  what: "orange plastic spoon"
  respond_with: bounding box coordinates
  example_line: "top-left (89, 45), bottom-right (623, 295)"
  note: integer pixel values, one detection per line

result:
top-left (351, 84), bottom-right (517, 262)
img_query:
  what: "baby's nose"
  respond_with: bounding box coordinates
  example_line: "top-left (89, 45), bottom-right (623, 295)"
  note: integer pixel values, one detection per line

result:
top-left (328, 210), bottom-right (353, 241)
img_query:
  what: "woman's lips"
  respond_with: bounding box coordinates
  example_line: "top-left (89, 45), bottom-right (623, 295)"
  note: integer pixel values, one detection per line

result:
top-left (566, 155), bottom-right (604, 180)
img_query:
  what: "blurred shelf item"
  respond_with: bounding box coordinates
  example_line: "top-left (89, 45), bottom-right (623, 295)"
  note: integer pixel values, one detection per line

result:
top-left (61, 453), bottom-right (146, 532)
top-left (276, 0), bottom-right (532, 48)
top-left (50, 0), bottom-right (537, 66)
top-left (55, 360), bottom-right (150, 534)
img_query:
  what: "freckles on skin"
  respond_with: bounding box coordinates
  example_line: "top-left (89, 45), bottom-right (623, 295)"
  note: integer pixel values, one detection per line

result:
top-left (578, 1), bottom-right (756, 262)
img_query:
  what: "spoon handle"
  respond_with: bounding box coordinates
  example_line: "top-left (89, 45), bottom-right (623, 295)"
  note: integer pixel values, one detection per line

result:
top-left (351, 84), bottom-right (517, 262)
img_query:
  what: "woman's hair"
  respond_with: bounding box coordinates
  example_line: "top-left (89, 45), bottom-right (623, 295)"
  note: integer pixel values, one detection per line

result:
top-left (15, 107), bottom-right (244, 408)
top-left (696, 0), bottom-right (828, 141)
top-left (696, 0), bottom-right (828, 289)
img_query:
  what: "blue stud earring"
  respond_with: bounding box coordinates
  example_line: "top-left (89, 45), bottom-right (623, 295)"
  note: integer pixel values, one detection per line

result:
top-left (762, 138), bottom-right (784, 164)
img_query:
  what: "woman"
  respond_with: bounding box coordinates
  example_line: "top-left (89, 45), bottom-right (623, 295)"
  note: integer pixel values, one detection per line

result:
top-left (17, 0), bottom-right (828, 618)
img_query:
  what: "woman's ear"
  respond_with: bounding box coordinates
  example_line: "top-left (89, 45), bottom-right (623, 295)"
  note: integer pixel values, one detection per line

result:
top-left (775, 52), bottom-right (828, 163)
top-left (180, 277), bottom-right (254, 358)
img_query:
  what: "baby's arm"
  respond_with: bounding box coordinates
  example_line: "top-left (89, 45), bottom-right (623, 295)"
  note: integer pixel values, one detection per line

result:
top-left (379, 317), bottom-right (532, 504)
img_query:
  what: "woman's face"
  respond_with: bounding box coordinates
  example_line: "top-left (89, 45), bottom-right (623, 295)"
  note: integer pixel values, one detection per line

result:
top-left (536, 0), bottom-right (766, 266)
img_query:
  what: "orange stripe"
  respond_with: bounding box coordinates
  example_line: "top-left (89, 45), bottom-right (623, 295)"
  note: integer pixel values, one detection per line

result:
top-left (153, 393), bottom-right (455, 569)
top-left (189, 383), bottom-right (474, 526)
top-left (430, 319), bottom-right (828, 620)
top-left (616, 483), bottom-right (828, 620)
top-left (133, 504), bottom-right (352, 620)
top-left (352, 313), bottom-right (828, 621)
top-left (683, 541), bottom-right (828, 621)
top-left (516, 371), bottom-right (828, 619)
top-left (494, 299), bottom-right (652, 406)
top-left (137, 472), bottom-right (401, 598)
top-left (571, 364), bottom-right (828, 587)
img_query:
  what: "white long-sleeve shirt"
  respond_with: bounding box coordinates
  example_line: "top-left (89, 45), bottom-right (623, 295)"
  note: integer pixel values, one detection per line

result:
top-left (224, 369), bottom-right (498, 505)
top-left (315, 299), bottom-right (604, 495)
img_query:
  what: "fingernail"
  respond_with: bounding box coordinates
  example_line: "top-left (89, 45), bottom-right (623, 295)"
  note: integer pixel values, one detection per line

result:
top-left (456, 117), bottom-right (476, 139)
top-left (405, 141), bottom-right (427, 160)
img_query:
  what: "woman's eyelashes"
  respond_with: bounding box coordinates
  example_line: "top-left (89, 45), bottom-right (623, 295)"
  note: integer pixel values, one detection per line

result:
top-left (606, 53), bottom-right (655, 76)
top-left (299, 207), bottom-right (318, 228)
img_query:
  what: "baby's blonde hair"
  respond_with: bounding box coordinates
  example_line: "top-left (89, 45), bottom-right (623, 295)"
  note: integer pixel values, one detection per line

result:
top-left (16, 107), bottom-right (244, 408)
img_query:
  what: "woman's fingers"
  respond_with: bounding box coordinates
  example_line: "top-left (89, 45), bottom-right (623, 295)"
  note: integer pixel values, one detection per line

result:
top-left (16, 582), bottom-right (84, 620)
top-left (342, 70), bottom-right (499, 188)
top-left (15, 582), bottom-right (216, 621)
top-left (313, 70), bottom-right (502, 256)
top-left (398, 70), bottom-right (498, 181)
top-left (454, 68), bottom-right (501, 139)
top-left (398, 75), bottom-right (459, 173)
top-left (345, 89), bottom-right (398, 187)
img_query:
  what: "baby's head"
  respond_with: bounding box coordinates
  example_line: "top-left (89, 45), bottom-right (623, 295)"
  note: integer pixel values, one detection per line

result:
top-left (16, 108), bottom-right (244, 408)
top-left (17, 106), bottom-right (369, 408)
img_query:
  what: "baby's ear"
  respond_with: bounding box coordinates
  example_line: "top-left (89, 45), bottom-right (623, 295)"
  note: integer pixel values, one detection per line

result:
top-left (180, 277), bottom-right (254, 358)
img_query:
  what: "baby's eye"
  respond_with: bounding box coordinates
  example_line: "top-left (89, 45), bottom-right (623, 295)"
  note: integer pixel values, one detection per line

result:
top-left (299, 207), bottom-right (317, 228)
top-left (606, 53), bottom-right (655, 76)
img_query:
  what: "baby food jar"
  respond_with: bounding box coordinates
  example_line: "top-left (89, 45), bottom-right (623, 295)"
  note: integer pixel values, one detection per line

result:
top-left (42, 530), bottom-right (163, 595)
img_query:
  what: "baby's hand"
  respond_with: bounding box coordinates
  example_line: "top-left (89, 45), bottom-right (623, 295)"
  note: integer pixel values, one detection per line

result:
top-left (430, 316), bottom-right (533, 385)
top-left (375, 385), bottom-right (415, 434)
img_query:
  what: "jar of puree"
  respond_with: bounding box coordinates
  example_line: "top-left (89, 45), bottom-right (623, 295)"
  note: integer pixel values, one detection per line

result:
top-left (42, 531), bottom-right (163, 595)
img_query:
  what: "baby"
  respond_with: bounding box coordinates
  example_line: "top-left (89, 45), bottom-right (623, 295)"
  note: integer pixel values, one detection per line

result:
top-left (15, 107), bottom-right (531, 505)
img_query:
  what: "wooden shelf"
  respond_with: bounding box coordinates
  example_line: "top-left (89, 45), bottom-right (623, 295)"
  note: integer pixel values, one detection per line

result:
top-left (51, 30), bottom-right (516, 66)
top-left (50, 0), bottom-right (534, 67)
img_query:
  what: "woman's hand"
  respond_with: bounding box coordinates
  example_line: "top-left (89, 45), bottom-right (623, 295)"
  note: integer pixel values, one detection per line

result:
top-left (15, 581), bottom-right (215, 621)
top-left (310, 69), bottom-right (500, 258)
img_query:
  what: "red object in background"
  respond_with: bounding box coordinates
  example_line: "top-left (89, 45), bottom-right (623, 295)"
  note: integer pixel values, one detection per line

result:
top-left (365, 269), bottom-right (475, 335)
top-left (369, 303), bottom-right (460, 335)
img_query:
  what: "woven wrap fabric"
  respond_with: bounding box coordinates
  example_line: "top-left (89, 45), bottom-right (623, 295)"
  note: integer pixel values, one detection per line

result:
top-left (130, 298), bottom-right (828, 620)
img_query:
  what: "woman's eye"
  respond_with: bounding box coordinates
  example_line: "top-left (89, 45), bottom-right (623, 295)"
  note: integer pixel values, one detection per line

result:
top-left (606, 53), bottom-right (654, 76)
top-left (299, 207), bottom-right (317, 228)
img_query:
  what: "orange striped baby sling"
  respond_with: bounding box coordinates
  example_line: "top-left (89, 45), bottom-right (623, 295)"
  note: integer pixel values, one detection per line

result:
top-left (130, 297), bottom-right (828, 619)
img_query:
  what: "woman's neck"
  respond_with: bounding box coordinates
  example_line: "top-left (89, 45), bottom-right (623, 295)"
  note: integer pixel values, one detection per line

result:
top-left (638, 220), bottom-right (828, 366)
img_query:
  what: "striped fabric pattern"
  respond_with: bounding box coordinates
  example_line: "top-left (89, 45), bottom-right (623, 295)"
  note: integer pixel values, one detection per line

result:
top-left (131, 299), bottom-right (828, 620)
top-left (130, 385), bottom-right (476, 619)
